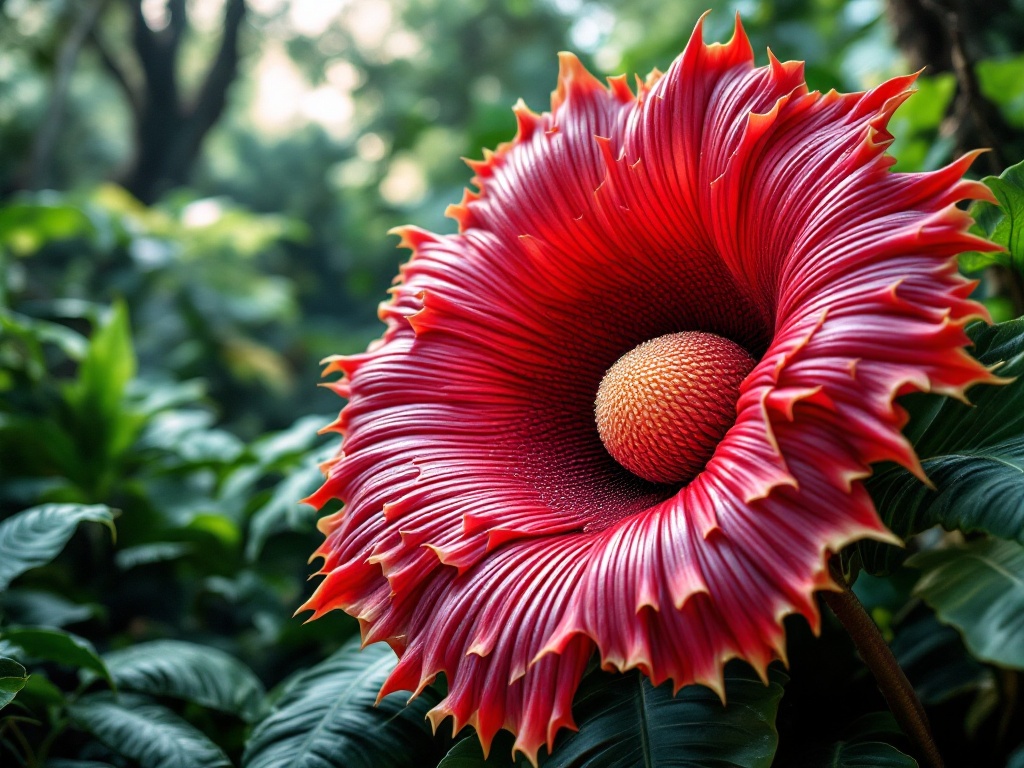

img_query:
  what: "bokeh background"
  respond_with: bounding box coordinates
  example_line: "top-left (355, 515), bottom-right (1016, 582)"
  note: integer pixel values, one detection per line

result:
top-left (5, 0), bottom-right (1024, 439)
top-left (3, 1), bottom-right (1024, 765)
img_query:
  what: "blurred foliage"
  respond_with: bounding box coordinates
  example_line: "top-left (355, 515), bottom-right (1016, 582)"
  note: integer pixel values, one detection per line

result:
top-left (2, 0), bottom-right (1024, 766)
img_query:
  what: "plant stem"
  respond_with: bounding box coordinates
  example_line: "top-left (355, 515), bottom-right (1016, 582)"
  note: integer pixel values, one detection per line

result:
top-left (821, 560), bottom-right (945, 768)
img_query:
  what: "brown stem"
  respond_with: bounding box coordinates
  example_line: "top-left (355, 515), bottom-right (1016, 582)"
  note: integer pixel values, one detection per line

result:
top-left (821, 560), bottom-right (945, 768)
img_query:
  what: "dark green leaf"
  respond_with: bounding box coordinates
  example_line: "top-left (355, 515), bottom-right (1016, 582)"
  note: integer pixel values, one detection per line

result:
top-left (0, 656), bottom-right (28, 710)
top-left (242, 637), bottom-right (443, 768)
top-left (46, 761), bottom-right (118, 768)
top-left (890, 609), bottom-right (992, 706)
top-left (103, 639), bottom-right (266, 721)
top-left (114, 542), bottom-right (192, 570)
top-left (780, 741), bottom-right (917, 767)
top-left (543, 665), bottom-right (786, 768)
top-left (861, 320), bottom-right (1024, 573)
top-left (908, 539), bottom-right (1024, 669)
top-left (67, 692), bottom-right (232, 768)
top-left (0, 589), bottom-right (97, 628)
top-left (140, 409), bottom-right (245, 466)
top-left (0, 309), bottom-right (88, 363)
top-left (17, 671), bottom-right (65, 707)
top-left (2, 628), bottom-right (112, 685)
top-left (0, 503), bottom-right (115, 590)
top-left (245, 459), bottom-right (323, 561)
top-left (249, 414), bottom-right (326, 468)
top-left (960, 157), bottom-right (1024, 273)
top-left (438, 734), bottom-right (526, 767)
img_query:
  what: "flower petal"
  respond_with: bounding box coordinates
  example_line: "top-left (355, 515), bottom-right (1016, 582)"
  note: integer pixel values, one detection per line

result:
top-left (304, 15), bottom-right (1000, 762)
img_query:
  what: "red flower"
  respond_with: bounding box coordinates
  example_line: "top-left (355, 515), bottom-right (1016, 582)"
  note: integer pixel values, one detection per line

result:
top-left (302, 16), bottom-right (998, 762)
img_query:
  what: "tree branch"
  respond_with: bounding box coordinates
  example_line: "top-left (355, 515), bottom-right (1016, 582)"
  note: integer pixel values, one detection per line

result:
top-left (29, 0), bottom-right (109, 189)
top-left (88, 25), bottom-right (140, 114)
top-left (120, 0), bottom-right (247, 201)
top-left (165, 0), bottom-right (188, 58)
top-left (189, 0), bottom-right (246, 131)
top-left (169, 0), bottom-right (247, 173)
top-left (128, 0), bottom-right (178, 108)
top-left (921, 0), bottom-right (1011, 172)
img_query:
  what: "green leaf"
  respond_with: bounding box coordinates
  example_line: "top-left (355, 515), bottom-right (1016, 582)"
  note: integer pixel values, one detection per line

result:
top-left (242, 638), bottom-right (443, 768)
top-left (889, 610), bottom-right (992, 706)
top-left (244, 459), bottom-right (323, 561)
top-left (908, 539), bottom-right (1024, 669)
top-left (780, 741), bottom-right (917, 767)
top-left (249, 414), bottom-right (326, 469)
top-left (0, 201), bottom-right (94, 254)
top-left (861, 320), bottom-right (1024, 573)
top-left (2, 628), bottom-right (112, 685)
top-left (67, 692), bottom-right (232, 768)
top-left (0, 588), bottom-right (97, 628)
top-left (961, 158), bottom-right (1024, 273)
top-left (977, 53), bottom-right (1024, 127)
top-left (0, 656), bottom-right (28, 710)
top-left (114, 542), bottom-right (191, 570)
top-left (17, 671), bottom-right (65, 707)
top-left (65, 300), bottom-right (136, 425)
top-left (0, 503), bottom-right (116, 590)
top-left (438, 734), bottom-right (526, 767)
top-left (102, 639), bottom-right (266, 721)
top-left (140, 409), bottom-right (245, 467)
top-left (61, 301), bottom-right (143, 491)
top-left (0, 309), bottom-right (88, 367)
top-left (46, 761), bottom-right (118, 768)
top-left (543, 665), bottom-right (786, 768)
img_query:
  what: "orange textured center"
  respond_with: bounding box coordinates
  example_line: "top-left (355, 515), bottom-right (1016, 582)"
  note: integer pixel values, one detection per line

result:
top-left (595, 332), bottom-right (756, 485)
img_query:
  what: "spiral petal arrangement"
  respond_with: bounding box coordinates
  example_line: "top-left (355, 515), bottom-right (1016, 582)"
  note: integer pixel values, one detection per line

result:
top-left (302, 16), bottom-right (999, 763)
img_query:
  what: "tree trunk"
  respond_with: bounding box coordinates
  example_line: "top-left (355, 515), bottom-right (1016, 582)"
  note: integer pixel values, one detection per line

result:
top-left (117, 0), bottom-right (247, 204)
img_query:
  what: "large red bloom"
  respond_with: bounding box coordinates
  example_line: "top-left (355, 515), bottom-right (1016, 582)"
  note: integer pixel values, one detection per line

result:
top-left (303, 17), bottom-right (998, 762)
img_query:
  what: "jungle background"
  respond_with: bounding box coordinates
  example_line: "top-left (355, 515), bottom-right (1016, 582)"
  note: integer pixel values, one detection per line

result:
top-left (2, 1), bottom-right (1024, 766)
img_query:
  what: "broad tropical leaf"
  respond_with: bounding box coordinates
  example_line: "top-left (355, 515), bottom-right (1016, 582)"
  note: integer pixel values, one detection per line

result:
top-left (63, 300), bottom-right (136, 430)
top-left (242, 637), bottom-right (443, 768)
top-left (542, 666), bottom-right (786, 768)
top-left (0, 309), bottom-right (88, 369)
top-left (113, 542), bottom-right (191, 570)
top-left (780, 741), bottom-right (917, 767)
top-left (0, 656), bottom-right (28, 710)
top-left (0, 504), bottom-right (115, 590)
top-left (889, 609), bottom-right (992, 706)
top-left (244, 457), bottom-right (324, 561)
top-left (0, 201), bottom-right (94, 253)
top-left (2, 628), bottom-right (112, 685)
top-left (437, 734), bottom-right (527, 767)
top-left (0, 588), bottom-right (97, 628)
top-left (102, 639), bottom-right (266, 721)
top-left (60, 300), bottom-right (144, 493)
top-left (861, 319), bottom-right (1024, 573)
top-left (67, 692), bottom-right (231, 768)
top-left (908, 539), bottom-right (1024, 669)
top-left (960, 157), bottom-right (1024, 274)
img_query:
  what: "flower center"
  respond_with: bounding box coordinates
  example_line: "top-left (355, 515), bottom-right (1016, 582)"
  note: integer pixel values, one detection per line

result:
top-left (595, 331), bottom-right (756, 485)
